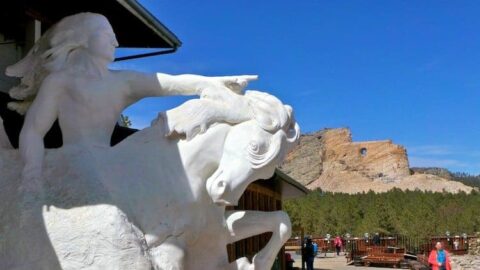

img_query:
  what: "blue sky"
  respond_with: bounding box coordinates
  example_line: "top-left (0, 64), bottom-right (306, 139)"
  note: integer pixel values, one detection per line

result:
top-left (112, 0), bottom-right (480, 174)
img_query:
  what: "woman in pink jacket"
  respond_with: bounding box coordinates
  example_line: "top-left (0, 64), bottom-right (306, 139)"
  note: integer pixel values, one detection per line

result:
top-left (428, 242), bottom-right (451, 270)
top-left (334, 236), bottom-right (343, 256)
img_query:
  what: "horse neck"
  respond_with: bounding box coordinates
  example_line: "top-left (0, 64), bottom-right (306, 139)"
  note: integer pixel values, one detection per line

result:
top-left (178, 123), bottom-right (232, 180)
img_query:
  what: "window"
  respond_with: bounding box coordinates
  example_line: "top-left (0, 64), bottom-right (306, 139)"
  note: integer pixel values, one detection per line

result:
top-left (360, 148), bottom-right (367, 157)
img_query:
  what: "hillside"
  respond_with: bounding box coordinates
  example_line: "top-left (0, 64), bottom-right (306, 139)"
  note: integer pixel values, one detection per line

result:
top-left (280, 128), bottom-right (474, 193)
top-left (412, 167), bottom-right (480, 188)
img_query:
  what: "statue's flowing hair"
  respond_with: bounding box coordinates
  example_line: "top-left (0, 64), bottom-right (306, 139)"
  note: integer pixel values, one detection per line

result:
top-left (5, 13), bottom-right (108, 114)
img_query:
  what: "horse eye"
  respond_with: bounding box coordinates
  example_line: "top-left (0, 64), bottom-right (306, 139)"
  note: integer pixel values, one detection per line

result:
top-left (249, 141), bottom-right (259, 152)
top-left (248, 140), bottom-right (268, 154)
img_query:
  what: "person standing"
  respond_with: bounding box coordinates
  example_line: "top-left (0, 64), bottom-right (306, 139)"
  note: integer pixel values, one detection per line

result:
top-left (428, 242), bottom-right (451, 270)
top-left (285, 252), bottom-right (295, 270)
top-left (304, 238), bottom-right (315, 270)
top-left (334, 236), bottom-right (343, 256)
top-left (453, 239), bottom-right (459, 250)
top-left (373, 233), bottom-right (381, 246)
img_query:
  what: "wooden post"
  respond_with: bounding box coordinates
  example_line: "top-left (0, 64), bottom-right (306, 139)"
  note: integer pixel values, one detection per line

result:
top-left (25, 19), bottom-right (41, 52)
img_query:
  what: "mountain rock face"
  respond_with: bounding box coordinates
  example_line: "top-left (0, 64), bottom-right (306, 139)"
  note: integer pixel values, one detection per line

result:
top-left (280, 128), bottom-right (473, 193)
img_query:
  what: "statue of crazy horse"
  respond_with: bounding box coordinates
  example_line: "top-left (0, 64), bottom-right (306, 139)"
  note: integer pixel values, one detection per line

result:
top-left (0, 13), bottom-right (300, 270)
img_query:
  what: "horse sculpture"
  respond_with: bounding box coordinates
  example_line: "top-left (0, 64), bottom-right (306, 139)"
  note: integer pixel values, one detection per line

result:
top-left (0, 90), bottom-right (299, 270)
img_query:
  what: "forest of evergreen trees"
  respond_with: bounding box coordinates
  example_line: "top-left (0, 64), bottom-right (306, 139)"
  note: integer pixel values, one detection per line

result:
top-left (284, 189), bottom-right (480, 239)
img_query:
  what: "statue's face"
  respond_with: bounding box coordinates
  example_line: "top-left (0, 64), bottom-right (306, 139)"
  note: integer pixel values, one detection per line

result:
top-left (87, 21), bottom-right (118, 62)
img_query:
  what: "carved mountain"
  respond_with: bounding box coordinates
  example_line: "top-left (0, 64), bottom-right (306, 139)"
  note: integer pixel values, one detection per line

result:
top-left (280, 128), bottom-right (473, 194)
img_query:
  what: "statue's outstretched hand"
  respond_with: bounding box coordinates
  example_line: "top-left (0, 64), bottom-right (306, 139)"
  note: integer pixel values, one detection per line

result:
top-left (204, 75), bottom-right (258, 97)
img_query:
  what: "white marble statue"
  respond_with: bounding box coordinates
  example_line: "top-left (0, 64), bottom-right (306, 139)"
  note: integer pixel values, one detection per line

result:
top-left (0, 13), bottom-right (300, 270)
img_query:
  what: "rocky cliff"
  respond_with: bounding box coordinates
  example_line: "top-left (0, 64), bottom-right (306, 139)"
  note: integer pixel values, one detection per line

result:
top-left (280, 128), bottom-right (473, 193)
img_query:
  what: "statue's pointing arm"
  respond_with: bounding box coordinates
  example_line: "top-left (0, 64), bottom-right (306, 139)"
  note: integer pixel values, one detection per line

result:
top-left (124, 72), bottom-right (258, 139)
top-left (124, 71), bottom-right (257, 100)
top-left (19, 76), bottom-right (62, 181)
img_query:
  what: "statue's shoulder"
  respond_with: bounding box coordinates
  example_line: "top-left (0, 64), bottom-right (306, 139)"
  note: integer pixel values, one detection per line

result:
top-left (109, 69), bottom-right (153, 89)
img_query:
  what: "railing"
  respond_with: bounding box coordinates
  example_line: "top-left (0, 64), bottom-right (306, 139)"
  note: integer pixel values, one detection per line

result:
top-left (286, 234), bottom-right (478, 267)
top-left (344, 234), bottom-right (478, 264)
top-left (285, 238), bottom-right (300, 247)
top-left (397, 235), bottom-right (475, 256)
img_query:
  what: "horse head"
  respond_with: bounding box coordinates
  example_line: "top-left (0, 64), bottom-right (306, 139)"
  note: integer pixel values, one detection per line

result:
top-left (206, 91), bottom-right (300, 206)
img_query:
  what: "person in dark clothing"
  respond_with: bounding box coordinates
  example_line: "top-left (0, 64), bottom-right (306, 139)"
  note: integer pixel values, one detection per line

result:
top-left (304, 238), bottom-right (315, 270)
top-left (373, 233), bottom-right (381, 246)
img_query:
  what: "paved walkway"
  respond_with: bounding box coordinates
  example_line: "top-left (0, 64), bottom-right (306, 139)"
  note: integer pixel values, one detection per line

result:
top-left (291, 253), bottom-right (386, 270)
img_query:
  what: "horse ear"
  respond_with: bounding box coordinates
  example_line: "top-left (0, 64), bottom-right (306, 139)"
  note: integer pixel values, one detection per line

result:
top-left (286, 122), bottom-right (300, 145)
top-left (283, 104), bottom-right (300, 146)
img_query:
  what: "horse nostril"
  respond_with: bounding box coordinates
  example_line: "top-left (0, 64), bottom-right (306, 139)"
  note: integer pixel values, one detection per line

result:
top-left (217, 180), bottom-right (225, 188)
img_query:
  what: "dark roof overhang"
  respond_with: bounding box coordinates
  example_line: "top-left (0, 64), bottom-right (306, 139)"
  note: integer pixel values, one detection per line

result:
top-left (0, 0), bottom-right (181, 49)
top-left (275, 169), bottom-right (309, 199)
